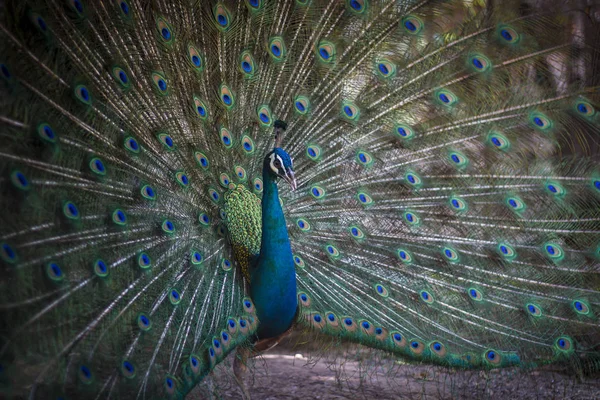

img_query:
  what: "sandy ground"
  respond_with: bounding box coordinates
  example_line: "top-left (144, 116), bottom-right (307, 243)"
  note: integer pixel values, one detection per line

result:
top-left (188, 339), bottom-right (600, 400)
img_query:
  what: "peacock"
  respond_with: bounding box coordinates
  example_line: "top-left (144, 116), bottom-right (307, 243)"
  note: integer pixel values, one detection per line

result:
top-left (1, 0), bottom-right (599, 398)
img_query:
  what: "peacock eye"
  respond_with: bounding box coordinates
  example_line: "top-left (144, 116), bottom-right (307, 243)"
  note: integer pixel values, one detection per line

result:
top-left (274, 160), bottom-right (281, 168)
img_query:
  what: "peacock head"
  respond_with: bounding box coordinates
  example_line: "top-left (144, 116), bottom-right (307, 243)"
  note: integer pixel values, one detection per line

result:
top-left (265, 147), bottom-right (297, 191)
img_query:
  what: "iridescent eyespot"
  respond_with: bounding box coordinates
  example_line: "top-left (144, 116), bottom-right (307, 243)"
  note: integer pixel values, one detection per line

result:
top-left (316, 40), bottom-right (336, 64)
top-left (403, 211), bottom-right (420, 225)
top-left (449, 196), bottom-right (467, 212)
top-left (375, 283), bottom-right (389, 297)
top-left (194, 96), bottom-right (209, 120)
top-left (239, 50), bottom-right (256, 76)
top-left (397, 249), bottom-right (413, 263)
top-left (360, 320), bottom-right (375, 335)
top-left (1, 242), bottom-right (17, 264)
top-left (63, 201), bottom-right (80, 220)
top-left (543, 242), bottom-right (564, 260)
top-left (162, 219), bottom-right (175, 234)
top-left (75, 84), bottom-right (92, 104)
top-left (89, 158), bottom-right (106, 176)
top-left (293, 254), bottom-right (305, 268)
top-left (32, 14), bottom-right (48, 33)
top-left (249, 178), bottom-right (262, 194)
top-left (296, 218), bottom-right (311, 231)
top-left (555, 336), bottom-right (573, 352)
top-left (394, 123), bottom-right (415, 140)
top-left (138, 252), bottom-right (151, 269)
top-left (246, 0), bottom-right (263, 11)
top-left (356, 151), bottom-right (373, 167)
top-left (256, 105), bottom-right (273, 127)
top-left (219, 84), bottom-right (235, 109)
top-left (409, 340), bottom-right (424, 354)
top-left (488, 131), bottom-right (510, 150)
top-left (218, 173), bottom-right (231, 188)
top-left (124, 136), bottom-right (140, 153)
top-left (497, 25), bottom-right (520, 44)
top-left (468, 53), bottom-right (491, 72)
top-left (572, 300), bottom-right (590, 315)
top-left (349, 225), bottom-right (365, 240)
top-left (78, 364), bottom-right (93, 384)
top-left (70, 0), bottom-right (84, 14)
top-left (234, 166), bottom-right (247, 181)
top-left (221, 258), bottom-right (232, 271)
top-left (468, 288), bottom-right (483, 302)
top-left (157, 133), bottom-right (174, 150)
top-left (484, 349), bottom-right (501, 365)
top-left (430, 341), bottom-right (447, 357)
top-left (268, 37), bottom-right (286, 61)
top-left (175, 171), bottom-right (190, 187)
top-left (240, 135), bottom-right (255, 155)
top-left (37, 123), bottom-right (57, 143)
top-left (195, 151), bottom-right (209, 169)
top-left (242, 297), bottom-right (255, 313)
top-left (298, 292), bottom-right (311, 307)
top-left (442, 246), bottom-right (459, 262)
top-left (306, 144), bottom-right (322, 161)
top-left (219, 126), bottom-right (233, 148)
top-left (506, 196), bottom-right (525, 212)
top-left (342, 317), bottom-right (356, 331)
top-left (156, 17), bottom-right (173, 43)
top-left (529, 111), bottom-right (553, 131)
top-left (151, 72), bottom-right (168, 94)
top-left (46, 262), bottom-right (64, 282)
top-left (10, 171), bottom-right (30, 190)
top-left (391, 331), bottom-right (406, 347)
top-left (435, 89), bottom-right (458, 106)
top-left (593, 179), bottom-right (600, 193)
top-left (214, 4), bottom-right (232, 31)
top-left (347, 0), bottom-right (367, 14)
top-left (169, 289), bottom-right (181, 305)
top-left (448, 151), bottom-right (468, 168)
top-left (402, 15), bottom-right (423, 34)
top-left (310, 185), bottom-right (325, 200)
top-left (420, 290), bottom-right (434, 304)
top-left (93, 259), bottom-right (109, 277)
top-left (121, 361), bottom-right (135, 378)
top-left (497, 243), bottom-right (516, 260)
top-left (112, 208), bottom-right (127, 225)
top-left (357, 191), bottom-right (373, 206)
top-left (574, 100), bottom-right (596, 118)
top-left (118, 1), bottom-right (131, 17)
top-left (404, 171), bottom-right (422, 187)
top-left (0, 63), bottom-right (11, 81)
top-left (188, 44), bottom-right (204, 71)
top-left (526, 303), bottom-right (542, 317)
top-left (208, 188), bottom-right (220, 203)
top-left (199, 212), bottom-right (210, 226)
top-left (545, 181), bottom-right (566, 197)
top-left (112, 66), bottom-right (130, 88)
top-left (375, 58), bottom-right (396, 78)
top-left (341, 101), bottom-right (360, 122)
top-left (138, 313), bottom-right (151, 331)
top-left (294, 96), bottom-right (310, 115)
top-left (325, 244), bottom-right (340, 259)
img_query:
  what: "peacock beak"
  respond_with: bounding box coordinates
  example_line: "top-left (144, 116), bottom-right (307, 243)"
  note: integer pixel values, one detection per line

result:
top-left (283, 171), bottom-right (297, 191)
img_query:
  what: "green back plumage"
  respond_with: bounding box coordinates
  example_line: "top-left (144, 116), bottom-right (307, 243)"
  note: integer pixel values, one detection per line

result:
top-left (0, 0), bottom-right (599, 398)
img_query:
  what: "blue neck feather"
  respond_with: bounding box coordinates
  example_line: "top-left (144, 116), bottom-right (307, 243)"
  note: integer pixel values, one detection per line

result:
top-left (250, 160), bottom-right (297, 339)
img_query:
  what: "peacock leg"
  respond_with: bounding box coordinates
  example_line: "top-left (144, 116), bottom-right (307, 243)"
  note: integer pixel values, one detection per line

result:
top-left (233, 346), bottom-right (252, 400)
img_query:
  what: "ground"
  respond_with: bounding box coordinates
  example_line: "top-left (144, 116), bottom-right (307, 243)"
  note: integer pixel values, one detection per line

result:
top-left (189, 333), bottom-right (600, 400)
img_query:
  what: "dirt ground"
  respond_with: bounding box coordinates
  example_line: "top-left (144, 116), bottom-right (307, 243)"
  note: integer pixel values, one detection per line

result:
top-left (188, 333), bottom-right (600, 400)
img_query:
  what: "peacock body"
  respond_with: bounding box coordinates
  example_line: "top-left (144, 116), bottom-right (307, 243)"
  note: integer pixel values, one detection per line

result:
top-left (1, 0), bottom-right (600, 398)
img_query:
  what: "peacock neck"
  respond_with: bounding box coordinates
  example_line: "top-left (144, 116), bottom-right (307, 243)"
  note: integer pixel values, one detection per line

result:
top-left (249, 162), bottom-right (297, 339)
top-left (259, 164), bottom-right (289, 258)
